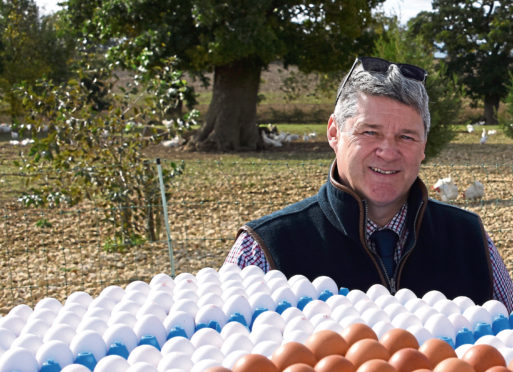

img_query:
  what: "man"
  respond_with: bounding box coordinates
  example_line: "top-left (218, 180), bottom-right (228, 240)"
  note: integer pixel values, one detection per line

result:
top-left (225, 57), bottom-right (513, 312)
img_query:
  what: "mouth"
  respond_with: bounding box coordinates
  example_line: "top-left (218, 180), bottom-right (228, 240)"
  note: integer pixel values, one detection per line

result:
top-left (370, 166), bottom-right (399, 175)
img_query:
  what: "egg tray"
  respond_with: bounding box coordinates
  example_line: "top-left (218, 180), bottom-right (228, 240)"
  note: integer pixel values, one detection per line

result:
top-left (0, 263), bottom-right (512, 371)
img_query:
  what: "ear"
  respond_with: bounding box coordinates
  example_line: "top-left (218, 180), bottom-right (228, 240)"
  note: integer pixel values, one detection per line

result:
top-left (327, 115), bottom-right (339, 150)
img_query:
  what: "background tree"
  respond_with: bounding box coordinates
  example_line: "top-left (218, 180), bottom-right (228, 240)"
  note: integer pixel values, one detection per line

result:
top-left (0, 0), bottom-right (74, 119)
top-left (410, 0), bottom-right (513, 125)
top-left (65, 0), bottom-right (385, 151)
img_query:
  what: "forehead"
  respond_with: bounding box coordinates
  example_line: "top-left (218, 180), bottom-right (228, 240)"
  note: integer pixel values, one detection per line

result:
top-left (352, 94), bottom-right (424, 130)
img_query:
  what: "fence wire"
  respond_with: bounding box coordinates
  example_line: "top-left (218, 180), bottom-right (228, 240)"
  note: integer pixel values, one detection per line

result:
top-left (1, 159), bottom-right (512, 314)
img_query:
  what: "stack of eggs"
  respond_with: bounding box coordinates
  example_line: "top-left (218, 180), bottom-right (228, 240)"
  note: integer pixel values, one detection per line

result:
top-left (0, 263), bottom-right (511, 372)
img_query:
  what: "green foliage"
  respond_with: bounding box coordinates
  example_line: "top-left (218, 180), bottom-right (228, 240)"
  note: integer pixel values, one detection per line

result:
top-left (0, 0), bottom-right (75, 119)
top-left (499, 74), bottom-right (513, 138)
top-left (35, 218), bottom-right (52, 228)
top-left (410, 1), bottom-right (513, 123)
top-left (373, 22), bottom-right (462, 160)
top-left (15, 48), bottom-right (196, 247)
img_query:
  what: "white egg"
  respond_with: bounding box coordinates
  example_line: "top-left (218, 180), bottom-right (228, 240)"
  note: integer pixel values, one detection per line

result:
top-left (435, 299), bottom-right (461, 316)
top-left (111, 300), bottom-right (140, 316)
top-left (448, 313), bottom-right (472, 332)
top-left (170, 299), bottom-right (198, 317)
top-left (161, 336), bottom-right (195, 356)
top-left (93, 354), bottom-right (130, 372)
top-left (61, 303), bottom-right (87, 319)
top-left (422, 290), bottom-right (446, 306)
top-left (134, 314), bottom-right (167, 348)
top-left (366, 284), bottom-right (390, 301)
top-left (499, 347), bottom-right (513, 365)
top-left (354, 299), bottom-right (378, 314)
top-left (221, 333), bottom-right (254, 355)
top-left (108, 311), bottom-right (137, 328)
top-left (271, 286), bottom-right (298, 308)
top-left (463, 305), bottom-right (492, 328)
top-left (250, 324), bottom-right (283, 345)
top-left (136, 302), bottom-right (167, 322)
top-left (190, 358), bottom-right (222, 372)
top-left (475, 335), bottom-right (505, 349)
top-left (103, 323), bottom-right (138, 353)
top-left (60, 364), bottom-right (91, 372)
top-left (282, 329), bottom-right (311, 344)
top-left (53, 310), bottom-right (81, 329)
top-left (0, 314), bottom-right (26, 336)
top-left (314, 319), bottom-right (344, 334)
top-left (0, 347), bottom-right (39, 372)
top-left (375, 294), bottom-right (400, 310)
top-left (218, 263), bottom-right (241, 276)
top-left (346, 289), bottom-right (369, 304)
top-left (302, 300), bottom-right (331, 319)
top-left (312, 276), bottom-right (338, 297)
top-left (414, 306), bottom-right (439, 324)
top-left (392, 312), bottom-right (423, 329)
top-left (149, 273), bottom-right (175, 289)
top-left (497, 329), bottom-right (513, 347)
top-left (424, 313), bottom-right (456, 343)
top-left (65, 291), bottom-right (93, 308)
top-left (330, 304), bottom-right (359, 323)
top-left (383, 303), bottom-right (407, 319)
top-left (455, 343), bottom-right (473, 358)
top-left (197, 293), bottom-right (224, 308)
top-left (190, 327), bottom-right (224, 349)
top-left (404, 298), bottom-right (428, 313)
top-left (482, 300), bottom-right (508, 318)
top-left (163, 310), bottom-right (195, 339)
top-left (221, 285), bottom-right (247, 301)
top-left (249, 292), bottom-right (276, 313)
top-left (76, 317), bottom-right (108, 335)
top-left (288, 274), bottom-right (310, 287)
top-left (84, 307), bottom-right (111, 322)
top-left (372, 320), bottom-right (394, 339)
top-left (196, 282), bottom-right (223, 298)
top-left (44, 323), bottom-right (76, 345)
top-left (195, 304), bottom-right (228, 328)
top-left (339, 315), bottom-right (364, 328)
top-left (223, 349), bottom-right (249, 369)
top-left (127, 344), bottom-right (162, 367)
top-left (8, 304), bottom-right (33, 321)
top-left (88, 296), bottom-right (116, 312)
top-left (0, 328), bottom-right (16, 350)
top-left (157, 352), bottom-right (193, 372)
top-left (222, 295), bottom-right (252, 326)
top-left (125, 280), bottom-right (150, 295)
top-left (280, 307), bottom-right (304, 323)
top-left (191, 344), bottom-right (224, 364)
top-left (126, 361), bottom-right (158, 372)
top-left (146, 291), bottom-right (174, 313)
top-left (220, 321), bottom-right (250, 339)
top-left (240, 265), bottom-right (265, 280)
top-left (11, 333), bottom-right (42, 354)
top-left (251, 310), bottom-right (285, 332)
top-left (20, 317), bottom-right (51, 338)
top-left (452, 296), bottom-right (475, 312)
top-left (394, 288), bottom-right (417, 304)
top-left (406, 324), bottom-right (433, 346)
top-left (219, 271), bottom-right (242, 284)
top-left (195, 267), bottom-right (219, 282)
top-left (283, 316), bottom-right (313, 337)
top-left (252, 340), bottom-right (281, 358)
top-left (264, 269), bottom-right (287, 282)
top-left (361, 308), bottom-right (390, 326)
top-left (123, 291), bottom-right (147, 306)
top-left (99, 286), bottom-right (125, 302)
top-left (69, 330), bottom-right (107, 362)
top-left (310, 313), bottom-right (333, 328)
top-left (174, 280), bottom-right (198, 295)
top-left (325, 294), bottom-right (351, 309)
top-left (34, 297), bottom-right (63, 314)
top-left (290, 278), bottom-right (317, 300)
top-left (36, 339), bottom-right (74, 369)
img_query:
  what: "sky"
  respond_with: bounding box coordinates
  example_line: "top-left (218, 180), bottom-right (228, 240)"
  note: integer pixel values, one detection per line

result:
top-left (36, 0), bottom-right (433, 23)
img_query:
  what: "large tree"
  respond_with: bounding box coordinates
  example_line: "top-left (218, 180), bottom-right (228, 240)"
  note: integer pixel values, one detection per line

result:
top-left (65, 0), bottom-right (384, 151)
top-left (410, 0), bottom-right (513, 124)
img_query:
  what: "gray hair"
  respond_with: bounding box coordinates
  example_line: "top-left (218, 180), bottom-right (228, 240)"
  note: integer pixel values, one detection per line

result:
top-left (333, 64), bottom-right (430, 135)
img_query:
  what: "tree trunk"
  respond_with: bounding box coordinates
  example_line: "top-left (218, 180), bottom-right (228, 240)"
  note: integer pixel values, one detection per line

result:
top-left (483, 95), bottom-right (499, 125)
top-left (190, 58), bottom-right (263, 151)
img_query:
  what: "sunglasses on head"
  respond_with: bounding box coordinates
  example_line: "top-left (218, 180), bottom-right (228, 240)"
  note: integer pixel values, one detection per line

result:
top-left (335, 56), bottom-right (428, 105)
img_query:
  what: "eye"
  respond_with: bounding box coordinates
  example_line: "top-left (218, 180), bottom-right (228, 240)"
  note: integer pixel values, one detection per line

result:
top-left (400, 134), bottom-right (417, 141)
top-left (362, 130), bottom-right (378, 136)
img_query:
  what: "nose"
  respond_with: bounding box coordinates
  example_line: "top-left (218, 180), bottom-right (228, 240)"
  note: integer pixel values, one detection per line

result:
top-left (375, 137), bottom-right (400, 160)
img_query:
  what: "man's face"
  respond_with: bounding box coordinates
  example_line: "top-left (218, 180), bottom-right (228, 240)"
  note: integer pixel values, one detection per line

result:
top-left (327, 93), bottom-right (427, 221)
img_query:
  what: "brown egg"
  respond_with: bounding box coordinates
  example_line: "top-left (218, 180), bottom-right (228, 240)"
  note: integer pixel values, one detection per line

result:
top-left (356, 359), bottom-right (398, 372)
top-left (232, 353), bottom-right (279, 372)
top-left (271, 341), bottom-right (318, 370)
top-left (380, 328), bottom-right (419, 355)
top-left (341, 323), bottom-right (378, 346)
top-left (461, 344), bottom-right (506, 372)
top-left (315, 354), bottom-right (356, 372)
top-left (283, 363), bottom-right (317, 372)
top-left (389, 347), bottom-right (433, 372)
top-left (419, 338), bottom-right (457, 367)
top-left (433, 357), bottom-right (476, 372)
top-left (345, 339), bottom-right (390, 368)
top-left (305, 329), bottom-right (349, 360)
top-left (411, 370), bottom-right (433, 372)
top-left (484, 367), bottom-right (511, 372)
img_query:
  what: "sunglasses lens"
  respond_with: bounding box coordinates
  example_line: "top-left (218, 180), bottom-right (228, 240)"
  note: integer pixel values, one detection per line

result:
top-left (361, 57), bottom-right (391, 73)
top-left (398, 64), bottom-right (426, 82)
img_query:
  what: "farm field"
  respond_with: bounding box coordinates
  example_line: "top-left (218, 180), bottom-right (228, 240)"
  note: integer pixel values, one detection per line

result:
top-left (0, 124), bottom-right (512, 314)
